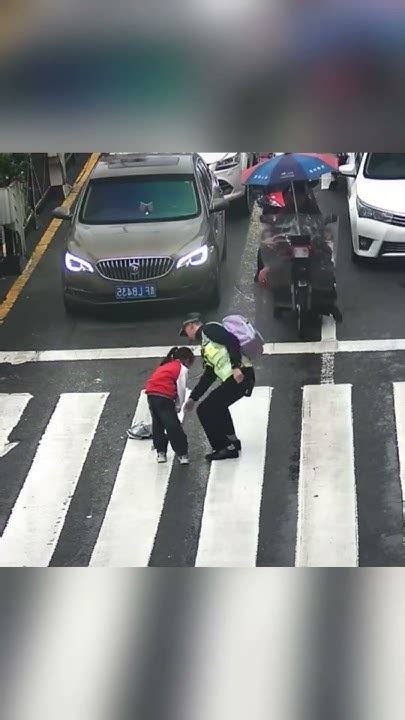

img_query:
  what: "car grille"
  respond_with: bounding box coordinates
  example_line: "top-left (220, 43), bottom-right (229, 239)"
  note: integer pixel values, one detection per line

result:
top-left (390, 214), bottom-right (405, 227)
top-left (96, 257), bottom-right (174, 281)
top-left (379, 242), bottom-right (405, 256)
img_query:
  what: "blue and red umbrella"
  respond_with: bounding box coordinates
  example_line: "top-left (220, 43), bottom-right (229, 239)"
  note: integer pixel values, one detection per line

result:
top-left (243, 152), bottom-right (337, 188)
top-left (243, 152), bottom-right (338, 233)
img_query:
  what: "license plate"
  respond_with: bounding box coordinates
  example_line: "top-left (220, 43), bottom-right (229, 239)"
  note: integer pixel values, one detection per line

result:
top-left (293, 247), bottom-right (309, 258)
top-left (115, 285), bottom-right (157, 300)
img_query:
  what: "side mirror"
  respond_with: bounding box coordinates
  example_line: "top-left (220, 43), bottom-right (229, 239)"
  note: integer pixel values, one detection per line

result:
top-left (52, 206), bottom-right (72, 221)
top-left (210, 197), bottom-right (229, 213)
top-left (339, 163), bottom-right (356, 178)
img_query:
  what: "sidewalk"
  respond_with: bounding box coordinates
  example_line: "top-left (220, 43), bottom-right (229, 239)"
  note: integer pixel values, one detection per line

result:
top-left (0, 154), bottom-right (90, 304)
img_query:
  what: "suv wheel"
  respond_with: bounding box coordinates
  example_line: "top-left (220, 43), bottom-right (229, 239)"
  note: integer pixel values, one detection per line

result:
top-left (240, 186), bottom-right (254, 216)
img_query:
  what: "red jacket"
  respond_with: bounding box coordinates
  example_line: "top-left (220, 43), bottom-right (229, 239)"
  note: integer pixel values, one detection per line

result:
top-left (145, 359), bottom-right (188, 410)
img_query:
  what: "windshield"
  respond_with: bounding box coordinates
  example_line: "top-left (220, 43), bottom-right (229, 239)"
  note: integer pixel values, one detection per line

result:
top-left (364, 154), bottom-right (405, 180)
top-left (80, 175), bottom-right (200, 224)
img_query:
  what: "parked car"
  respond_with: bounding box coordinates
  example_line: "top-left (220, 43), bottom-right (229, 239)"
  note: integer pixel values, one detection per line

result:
top-left (340, 153), bottom-right (405, 260)
top-left (198, 153), bottom-right (259, 214)
top-left (52, 153), bottom-right (228, 313)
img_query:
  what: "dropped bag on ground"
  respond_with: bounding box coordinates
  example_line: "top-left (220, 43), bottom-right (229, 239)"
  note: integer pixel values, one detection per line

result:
top-left (222, 315), bottom-right (264, 360)
top-left (129, 390), bottom-right (153, 438)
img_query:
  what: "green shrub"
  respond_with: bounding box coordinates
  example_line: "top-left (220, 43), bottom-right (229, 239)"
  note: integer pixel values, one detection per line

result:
top-left (0, 154), bottom-right (30, 188)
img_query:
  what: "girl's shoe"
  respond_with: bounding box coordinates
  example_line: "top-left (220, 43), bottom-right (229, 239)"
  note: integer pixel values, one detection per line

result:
top-left (178, 455), bottom-right (189, 465)
top-left (157, 452), bottom-right (167, 464)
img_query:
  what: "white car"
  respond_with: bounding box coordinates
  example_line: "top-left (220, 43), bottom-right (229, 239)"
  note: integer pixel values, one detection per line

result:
top-left (340, 153), bottom-right (405, 260)
top-left (198, 153), bottom-right (259, 214)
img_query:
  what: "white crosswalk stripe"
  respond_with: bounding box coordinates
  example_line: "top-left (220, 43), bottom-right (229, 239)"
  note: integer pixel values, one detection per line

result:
top-left (0, 393), bottom-right (32, 458)
top-left (0, 384), bottom-right (403, 566)
top-left (295, 385), bottom-right (358, 567)
top-left (393, 383), bottom-right (405, 519)
top-left (0, 393), bottom-right (108, 567)
top-left (195, 387), bottom-right (272, 567)
top-left (90, 392), bottom-right (190, 567)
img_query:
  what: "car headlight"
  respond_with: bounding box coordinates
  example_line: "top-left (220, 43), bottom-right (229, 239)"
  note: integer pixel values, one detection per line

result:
top-left (357, 198), bottom-right (393, 224)
top-left (176, 245), bottom-right (209, 269)
top-left (216, 153), bottom-right (241, 170)
top-left (65, 251), bottom-right (94, 273)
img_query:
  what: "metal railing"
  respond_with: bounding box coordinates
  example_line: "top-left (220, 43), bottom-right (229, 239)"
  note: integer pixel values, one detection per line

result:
top-left (22, 153), bottom-right (74, 229)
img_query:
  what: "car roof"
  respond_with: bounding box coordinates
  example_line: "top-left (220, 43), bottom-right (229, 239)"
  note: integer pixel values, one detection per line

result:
top-left (91, 153), bottom-right (198, 179)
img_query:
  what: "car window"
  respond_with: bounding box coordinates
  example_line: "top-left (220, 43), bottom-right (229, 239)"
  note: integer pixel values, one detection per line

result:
top-left (196, 161), bottom-right (213, 205)
top-left (364, 154), bottom-right (405, 180)
top-left (79, 175), bottom-right (201, 224)
top-left (354, 153), bottom-right (362, 174)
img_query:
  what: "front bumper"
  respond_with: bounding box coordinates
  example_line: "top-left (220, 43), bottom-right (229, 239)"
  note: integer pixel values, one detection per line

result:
top-left (62, 254), bottom-right (217, 306)
top-left (351, 214), bottom-right (405, 258)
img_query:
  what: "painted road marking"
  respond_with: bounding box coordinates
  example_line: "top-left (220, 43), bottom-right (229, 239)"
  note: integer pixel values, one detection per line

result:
top-left (321, 316), bottom-right (336, 342)
top-left (90, 391), bottom-right (190, 567)
top-left (295, 384), bottom-right (358, 567)
top-left (0, 386), bottom-right (402, 566)
top-left (0, 153), bottom-right (100, 325)
top-left (320, 316), bottom-right (336, 384)
top-left (0, 393), bottom-right (32, 458)
top-left (195, 387), bottom-right (272, 567)
top-left (4, 336), bottom-right (405, 365)
top-left (393, 383), bottom-right (405, 538)
top-left (0, 392), bottom-right (107, 567)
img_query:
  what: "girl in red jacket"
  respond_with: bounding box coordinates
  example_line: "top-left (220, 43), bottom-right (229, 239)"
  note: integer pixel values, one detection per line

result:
top-left (145, 346), bottom-right (195, 465)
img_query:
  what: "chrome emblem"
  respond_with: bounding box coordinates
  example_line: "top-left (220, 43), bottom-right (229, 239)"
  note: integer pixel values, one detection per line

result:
top-left (129, 261), bottom-right (140, 277)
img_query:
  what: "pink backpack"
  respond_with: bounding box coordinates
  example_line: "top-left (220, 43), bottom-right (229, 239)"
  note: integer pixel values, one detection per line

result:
top-left (222, 315), bottom-right (264, 361)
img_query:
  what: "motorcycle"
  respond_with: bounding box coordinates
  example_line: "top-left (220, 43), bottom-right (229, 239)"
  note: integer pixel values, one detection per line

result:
top-left (290, 234), bottom-right (313, 338)
top-left (266, 234), bottom-right (313, 338)
top-left (260, 214), bottom-right (338, 339)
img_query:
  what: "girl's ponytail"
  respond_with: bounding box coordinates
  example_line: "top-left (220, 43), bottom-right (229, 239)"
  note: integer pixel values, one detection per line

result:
top-left (159, 346), bottom-right (194, 366)
top-left (160, 347), bottom-right (179, 365)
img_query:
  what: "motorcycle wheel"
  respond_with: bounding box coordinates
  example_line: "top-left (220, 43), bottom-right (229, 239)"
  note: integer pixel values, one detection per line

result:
top-left (296, 304), bottom-right (307, 340)
top-left (295, 284), bottom-right (309, 340)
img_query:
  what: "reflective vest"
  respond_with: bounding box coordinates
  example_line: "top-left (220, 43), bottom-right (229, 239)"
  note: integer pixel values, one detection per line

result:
top-left (201, 333), bottom-right (252, 383)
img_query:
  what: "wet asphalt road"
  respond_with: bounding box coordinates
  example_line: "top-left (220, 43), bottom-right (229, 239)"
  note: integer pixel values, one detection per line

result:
top-left (0, 181), bottom-right (404, 566)
top-left (2, 179), bottom-right (405, 350)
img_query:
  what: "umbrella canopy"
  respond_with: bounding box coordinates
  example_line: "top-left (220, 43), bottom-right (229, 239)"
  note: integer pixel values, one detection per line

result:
top-left (244, 153), bottom-right (337, 187)
top-left (241, 158), bottom-right (268, 184)
top-left (300, 153), bottom-right (339, 171)
top-left (241, 153), bottom-right (282, 184)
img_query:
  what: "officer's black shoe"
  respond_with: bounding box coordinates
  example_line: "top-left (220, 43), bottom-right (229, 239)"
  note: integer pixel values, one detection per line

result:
top-left (206, 447), bottom-right (239, 462)
top-left (228, 438), bottom-right (242, 451)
